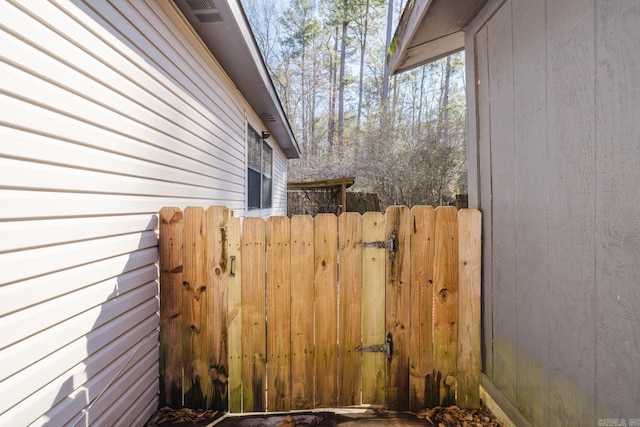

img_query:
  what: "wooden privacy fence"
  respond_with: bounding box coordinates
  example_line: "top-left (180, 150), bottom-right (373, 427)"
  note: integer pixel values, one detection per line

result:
top-left (158, 206), bottom-right (481, 413)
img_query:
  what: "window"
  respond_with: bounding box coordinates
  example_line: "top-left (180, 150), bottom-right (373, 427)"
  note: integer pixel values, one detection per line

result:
top-left (247, 127), bottom-right (272, 210)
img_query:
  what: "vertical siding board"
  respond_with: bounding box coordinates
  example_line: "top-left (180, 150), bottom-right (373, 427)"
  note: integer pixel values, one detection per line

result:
top-left (409, 206), bottom-right (436, 410)
top-left (547, 0), bottom-right (597, 424)
top-left (512, 0), bottom-right (550, 423)
top-left (314, 214), bottom-right (338, 407)
top-left (385, 206), bottom-right (411, 410)
top-left (227, 216), bottom-right (243, 413)
top-left (361, 212), bottom-right (386, 406)
top-left (432, 206), bottom-right (459, 406)
top-left (266, 216), bottom-right (292, 412)
top-left (595, 0), bottom-right (640, 416)
top-left (486, 1), bottom-right (517, 402)
top-left (290, 215), bottom-right (315, 409)
top-left (456, 209), bottom-right (482, 409)
top-left (338, 212), bottom-right (363, 406)
top-left (241, 217), bottom-right (267, 412)
top-left (473, 24), bottom-right (493, 380)
top-left (159, 207), bottom-right (184, 407)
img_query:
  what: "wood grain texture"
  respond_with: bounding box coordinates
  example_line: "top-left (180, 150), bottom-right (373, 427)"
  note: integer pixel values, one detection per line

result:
top-left (290, 215), bottom-right (315, 409)
top-left (409, 206), bottom-right (435, 410)
top-left (432, 206), bottom-right (458, 406)
top-left (314, 214), bottom-right (338, 407)
top-left (227, 216), bottom-right (242, 412)
top-left (361, 212), bottom-right (386, 406)
top-left (205, 206), bottom-right (230, 410)
top-left (159, 207), bottom-right (183, 408)
top-left (182, 207), bottom-right (211, 409)
top-left (241, 217), bottom-right (266, 412)
top-left (385, 206), bottom-right (411, 410)
top-left (338, 212), bottom-right (363, 406)
top-left (456, 209), bottom-right (481, 409)
top-left (266, 216), bottom-right (291, 412)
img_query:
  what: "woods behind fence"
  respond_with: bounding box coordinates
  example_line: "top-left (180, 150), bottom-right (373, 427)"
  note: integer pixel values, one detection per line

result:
top-left (158, 206), bottom-right (481, 413)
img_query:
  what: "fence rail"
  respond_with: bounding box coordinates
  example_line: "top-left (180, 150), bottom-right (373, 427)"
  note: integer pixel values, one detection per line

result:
top-left (159, 206), bottom-right (481, 413)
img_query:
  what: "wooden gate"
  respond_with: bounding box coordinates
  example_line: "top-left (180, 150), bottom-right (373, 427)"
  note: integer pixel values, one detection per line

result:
top-left (159, 206), bottom-right (481, 413)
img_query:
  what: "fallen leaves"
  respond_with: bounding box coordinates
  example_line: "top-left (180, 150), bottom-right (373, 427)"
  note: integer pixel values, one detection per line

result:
top-left (416, 405), bottom-right (503, 427)
top-left (145, 406), bottom-right (218, 426)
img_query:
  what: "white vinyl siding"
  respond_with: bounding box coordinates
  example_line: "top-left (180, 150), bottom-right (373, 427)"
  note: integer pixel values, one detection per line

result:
top-left (0, 0), bottom-right (286, 425)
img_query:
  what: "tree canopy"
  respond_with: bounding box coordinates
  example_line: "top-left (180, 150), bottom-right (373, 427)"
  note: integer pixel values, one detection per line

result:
top-left (242, 0), bottom-right (467, 208)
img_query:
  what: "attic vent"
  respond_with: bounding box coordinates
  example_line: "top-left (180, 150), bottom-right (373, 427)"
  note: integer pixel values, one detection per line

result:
top-left (195, 12), bottom-right (223, 23)
top-left (186, 0), bottom-right (215, 10)
top-left (260, 113), bottom-right (276, 123)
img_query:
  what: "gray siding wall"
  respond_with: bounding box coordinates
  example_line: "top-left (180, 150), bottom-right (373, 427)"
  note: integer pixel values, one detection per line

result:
top-left (466, 0), bottom-right (640, 424)
top-left (0, 0), bottom-right (287, 425)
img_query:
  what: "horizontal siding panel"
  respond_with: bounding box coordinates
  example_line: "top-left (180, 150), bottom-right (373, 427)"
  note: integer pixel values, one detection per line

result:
top-left (0, 214), bottom-right (158, 253)
top-left (0, 65), bottom-right (241, 170)
top-left (0, 265), bottom-right (157, 349)
top-left (0, 157), bottom-right (242, 200)
top-left (83, 350), bottom-right (159, 426)
top-left (0, 112), bottom-right (243, 190)
top-left (2, 0), bottom-right (244, 156)
top-left (0, 129), bottom-right (244, 190)
top-left (0, 312), bottom-right (158, 416)
top-left (0, 190), bottom-right (245, 221)
top-left (120, 383), bottom-right (159, 427)
top-left (0, 248), bottom-right (157, 316)
top-left (3, 327), bottom-right (159, 427)
top-left (0, 231), bottom-right (157, 286)
top-left (0, 298), bottom-right (159, 384)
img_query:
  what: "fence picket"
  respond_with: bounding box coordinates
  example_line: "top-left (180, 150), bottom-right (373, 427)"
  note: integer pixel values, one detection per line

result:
top-left (385, 206), bottom-right (412, 410)
top-left (290, 215), bottom-right (315, 409)
top-left (159, 207), bottom-right (184, 408)
top-left (241, 217), bottom-right (266, 412)
top-left (409, 206), bottom-right (436, 410)
top-left (338, 212), bottom-right (363, 406)
top-left (433, 206), bottom-right (459, 406)
top-left (227, 216), bottom-right (242, 413)
top-left (457, 209), bottom-right (482, 408)
top-left (267, 216), bottom-right (292, 412)
top-left (361, 211), bottom-right (386, 406)
top-left (314, 214), bottom-right (338, 407)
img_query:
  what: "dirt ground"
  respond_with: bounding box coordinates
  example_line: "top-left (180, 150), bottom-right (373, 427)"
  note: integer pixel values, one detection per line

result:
top-left (146, 405), bottom-right (503, 427)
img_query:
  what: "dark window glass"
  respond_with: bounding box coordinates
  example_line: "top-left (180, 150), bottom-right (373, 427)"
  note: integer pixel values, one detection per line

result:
top-left (247, 127), bottom-right (273, 210)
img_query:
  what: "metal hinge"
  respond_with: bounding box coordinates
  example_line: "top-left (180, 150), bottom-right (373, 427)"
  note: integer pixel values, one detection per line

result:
top-left (355, 332), bottom-right (393, 363)
top-left (360, 229), bottom-right (398, 260)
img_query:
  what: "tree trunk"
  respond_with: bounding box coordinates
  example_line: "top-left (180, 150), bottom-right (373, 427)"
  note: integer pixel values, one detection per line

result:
top-left (356, 0), bottom-right (370, 132)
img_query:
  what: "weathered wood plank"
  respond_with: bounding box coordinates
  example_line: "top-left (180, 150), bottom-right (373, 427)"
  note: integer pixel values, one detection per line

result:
top-left (432, 206), bottom-right (459, 406)
top-left (361, 211), bottom-right (386, 406)
top-left (266, 216), bottom-right (291, 412)
top-left (159, 207), bottom-right (183, 408)
top-left (385, 206), bottom-right (411, 410)
top-left (227, 215), bottom-right (242, 413)
top-left (182, 207), bottom-right (210, 409)
top-left (314, 214), bottom-right (338, 407)
top-left (205, 206), bottom-right (230, 410)
top-left (338, 212), bottom-right (362, 406)
top-left (409, 205), bottom-right (436, 410)
top-left (456, 209), bottom-right (481, 409)
top-left (290, 215), bottom-right (315, 410)
top-left (241, 217), bottom-right (266, 412)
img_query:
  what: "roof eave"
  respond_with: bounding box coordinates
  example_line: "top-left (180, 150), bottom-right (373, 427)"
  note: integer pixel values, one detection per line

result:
top-left (173, 0), bottom-right (300, 159)
top-left (388, 0), bottom-right (488, 75)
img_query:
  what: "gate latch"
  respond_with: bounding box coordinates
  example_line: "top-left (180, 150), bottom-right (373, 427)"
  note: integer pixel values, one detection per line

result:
top-left (355, 332), bottom-right (393, 363)
top-left (361, 229), bottom-right (398, 260)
